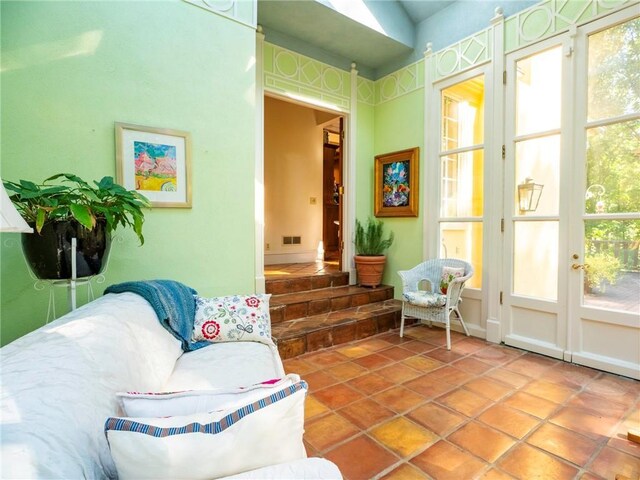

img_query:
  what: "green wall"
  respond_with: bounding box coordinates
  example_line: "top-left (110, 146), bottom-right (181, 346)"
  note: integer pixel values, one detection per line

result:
top-left (373, 90), bottom-right (425, 296)
top-left (0, 1), bottom-right (257, 344)
top-left (355, 101), bottom-right (375, 221)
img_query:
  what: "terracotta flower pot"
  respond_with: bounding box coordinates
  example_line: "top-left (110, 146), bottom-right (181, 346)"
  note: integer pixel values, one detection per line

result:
top-left (354, 255), bottom-right (386, 287)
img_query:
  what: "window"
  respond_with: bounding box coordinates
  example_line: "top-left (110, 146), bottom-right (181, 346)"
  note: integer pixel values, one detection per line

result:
top-left (439, 76), bottom-right (485, 288)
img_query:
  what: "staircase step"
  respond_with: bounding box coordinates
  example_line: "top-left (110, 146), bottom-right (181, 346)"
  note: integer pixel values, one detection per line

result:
top-left (272, 299), bottom-right (417, 360)
top-left (266, 271), bottom-right (349, 295)
top-left (269, 285), bottom-right (394, 323)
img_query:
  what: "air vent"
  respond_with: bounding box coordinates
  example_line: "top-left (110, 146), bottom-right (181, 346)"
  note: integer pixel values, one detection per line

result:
top-left (282, 236), bottom-right (302, 246)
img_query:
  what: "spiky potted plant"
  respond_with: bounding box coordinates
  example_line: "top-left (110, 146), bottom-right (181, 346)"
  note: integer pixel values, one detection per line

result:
top-left (3, 173), bottom-right (150, 279)
top-left (354, 217), bottom-right (394, 287)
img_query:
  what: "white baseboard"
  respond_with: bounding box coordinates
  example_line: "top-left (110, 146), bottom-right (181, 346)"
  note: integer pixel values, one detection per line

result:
top-left (504, 334), bottom-right (564, 359)
top-left (255, 274), bottom-right (266, 294)
top-left (450, 321), bottom-right (486, 339)
top-left (572, 351), bottom-right (640, 380)
top-left (264, 251), bottom-right (317, 265)
top-left (485, 317), bottom-right (501, 344)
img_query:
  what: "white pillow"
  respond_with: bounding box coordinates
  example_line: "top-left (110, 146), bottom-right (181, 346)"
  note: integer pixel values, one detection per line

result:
top-left (117, 374), bottom-right (300, 417)
top-left (105, 380), bottom-right (308, 480)
top-left (192, 294), bottom-right (272, 345)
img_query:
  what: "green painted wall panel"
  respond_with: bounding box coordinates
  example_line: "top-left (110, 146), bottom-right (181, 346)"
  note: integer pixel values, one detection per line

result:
top-left (373, 89), bottom-right (425, 297)
top-left (356, 102), bottom-right (375, 221)
top-left (1, 1), bottom-right (257, 345)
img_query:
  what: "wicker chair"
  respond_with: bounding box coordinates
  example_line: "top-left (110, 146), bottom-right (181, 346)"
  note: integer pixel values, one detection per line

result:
top-left (398, 258), bottom-right (474, 350)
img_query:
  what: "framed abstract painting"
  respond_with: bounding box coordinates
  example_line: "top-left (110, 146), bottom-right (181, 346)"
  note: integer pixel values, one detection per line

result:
top-left (115, 123), bottom-right (192, 208)
top-left (374, 147), bottom-right (419, 217)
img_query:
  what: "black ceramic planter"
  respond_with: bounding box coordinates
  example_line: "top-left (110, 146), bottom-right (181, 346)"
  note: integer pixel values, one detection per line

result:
top-left (21, 219), bottom-right (111, 280)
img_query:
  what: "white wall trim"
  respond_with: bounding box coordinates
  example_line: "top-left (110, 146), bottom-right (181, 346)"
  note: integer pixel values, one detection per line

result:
top-left (256, 42), bottom-right (354, 285)
top-left (488, 7), bottom-right (505, 344)
top-left (346, 63), bottom-right (358, 284)
top-left (571, 352), bottom-right (640, 381)
top-left (254, 26), bottom-right (266, 294)
top-left (422, 43), bottom-right (433, 262)
top-left (504, 334), bottom-right (565, 359)
top-left (485, 317), bottom-right (501, 344)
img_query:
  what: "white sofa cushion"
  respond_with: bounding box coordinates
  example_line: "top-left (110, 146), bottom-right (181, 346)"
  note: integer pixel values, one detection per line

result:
top-left (164, 340), bottom-right (285, 391)
top-left (0, 293), bottom-right (183, 479)
top-left (223, 458), bottom-right (343, 479)
top-left (105, 381), bottom-right (308, 480)
top-left (117, 374), bottom-right (300, 417)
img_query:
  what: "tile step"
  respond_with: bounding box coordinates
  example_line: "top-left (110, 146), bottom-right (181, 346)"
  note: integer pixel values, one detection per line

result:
top-left (266, 271), bottom-right (349, 295)
top-left (269, 285), bottom-right (394, 323)
top-left (272, 299), bottom-right (417, 360)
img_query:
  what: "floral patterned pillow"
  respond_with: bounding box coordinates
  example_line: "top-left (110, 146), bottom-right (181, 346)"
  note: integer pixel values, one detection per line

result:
top-left (439, 267), bottom-right (465, 294)
top-left (193, 294), bottom-right (272, 344)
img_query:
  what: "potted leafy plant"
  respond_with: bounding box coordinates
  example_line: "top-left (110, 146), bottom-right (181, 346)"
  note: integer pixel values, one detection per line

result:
top-left (354, 217), bottom-right (394, 287)
top-left (4, 173), bottom-right (150, 279)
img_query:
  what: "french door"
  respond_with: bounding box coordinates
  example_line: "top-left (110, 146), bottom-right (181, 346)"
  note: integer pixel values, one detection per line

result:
top-left (502, 7), bottom-right (639, 378)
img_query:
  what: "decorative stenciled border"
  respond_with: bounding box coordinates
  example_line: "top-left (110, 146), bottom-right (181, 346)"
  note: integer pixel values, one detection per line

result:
top-left (504, 0), bottom-right (633, 51)
top-left (374, 60), bottom-right (425, 105)
top-left (431, 27), bottom-right (492, 81)
top-left (264, 43), bottom-right (351, 110)
top-left (357, 77), bottom-right (375, 105)
top-left (183, 0), bottom-right (256, 28)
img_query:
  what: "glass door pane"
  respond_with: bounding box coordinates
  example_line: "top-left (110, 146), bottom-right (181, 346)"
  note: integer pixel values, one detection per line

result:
top-left (440, 150), bottom-right (484, 217)
top-left (584, 219), bottom-right (640, 313)
top-left (582, 17), bottom-right (640, 314)
top-left (440, 222), bottom-right (483, 289)
top-left (588, 18), bottom-right (640, 121)
top-left (515, 135), bottom-right (560, 216)
top-left (513, 221), bottom-right (559, 300)
top-left (512, 46), bottom-right (562, 301)
top-left (439, 75), bottom-right (485, 289)
top-left (516, 47), bottom-right (562, 136)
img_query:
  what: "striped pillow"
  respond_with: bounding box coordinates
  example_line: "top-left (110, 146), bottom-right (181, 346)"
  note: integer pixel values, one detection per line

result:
top-left (116, 375), bottom-right (300, 418)
top-left (105, 381), bottom-right (308, 479)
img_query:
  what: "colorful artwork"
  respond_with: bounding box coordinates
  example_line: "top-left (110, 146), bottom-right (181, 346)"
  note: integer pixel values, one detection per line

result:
top-left (374, 147), bottom-right (419, 217)
top-left (382, 161), bottom-right (410, 207)
top-left (116, 123), bottom-right (192, 208)
top-left (134, 141), bottom-right (177, 192)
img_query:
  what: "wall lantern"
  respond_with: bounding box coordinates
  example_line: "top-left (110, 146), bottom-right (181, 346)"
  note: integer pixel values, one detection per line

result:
top-left (517, 177), bottom-right (543, 213)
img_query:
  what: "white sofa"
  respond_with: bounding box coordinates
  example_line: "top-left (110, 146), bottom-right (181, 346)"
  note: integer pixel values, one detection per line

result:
top-left (0, 292), bottom-right (341, 479)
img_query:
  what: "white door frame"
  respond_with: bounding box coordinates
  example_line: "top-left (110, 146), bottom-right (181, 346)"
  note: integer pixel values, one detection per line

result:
top-left (502, 34), bottom-right (573, 359)
top-left (254, 32), bottom-right (357, 292)
top-left (426, 63), bottom-right (493, 339)
top-left (501, 6), bottom-right (640, 377)
top-left (568, 6), bottom-right (640, 379)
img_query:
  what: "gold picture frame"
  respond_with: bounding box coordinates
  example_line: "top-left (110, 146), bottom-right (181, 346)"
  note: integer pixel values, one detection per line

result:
top-left (115, 123), bottom-right (192, 208)
top-left (374, 147), bottom-right (419, 217)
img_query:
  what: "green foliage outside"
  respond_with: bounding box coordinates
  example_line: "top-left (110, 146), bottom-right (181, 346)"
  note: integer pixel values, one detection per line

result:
top-left (584, 252), bottom-right (621, 291)
top-left (585, 18), bottom-right (640, 274)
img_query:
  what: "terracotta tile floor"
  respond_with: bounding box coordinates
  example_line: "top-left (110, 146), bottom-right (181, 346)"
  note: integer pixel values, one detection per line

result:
top-left (283, 325), bottom-right (640, 480)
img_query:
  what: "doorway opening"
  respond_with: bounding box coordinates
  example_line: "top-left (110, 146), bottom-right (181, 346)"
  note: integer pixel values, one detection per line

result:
top-left (263, 94), bottom-right (344, 277)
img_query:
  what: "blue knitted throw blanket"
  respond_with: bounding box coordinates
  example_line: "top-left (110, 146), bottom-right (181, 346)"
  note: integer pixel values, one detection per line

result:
top-left (104, 280), bottom-right (209, 352)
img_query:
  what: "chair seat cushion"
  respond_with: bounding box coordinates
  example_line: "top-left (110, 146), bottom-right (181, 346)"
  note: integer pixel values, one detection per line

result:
top-left (403, 291), bottom-right (447, 308)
